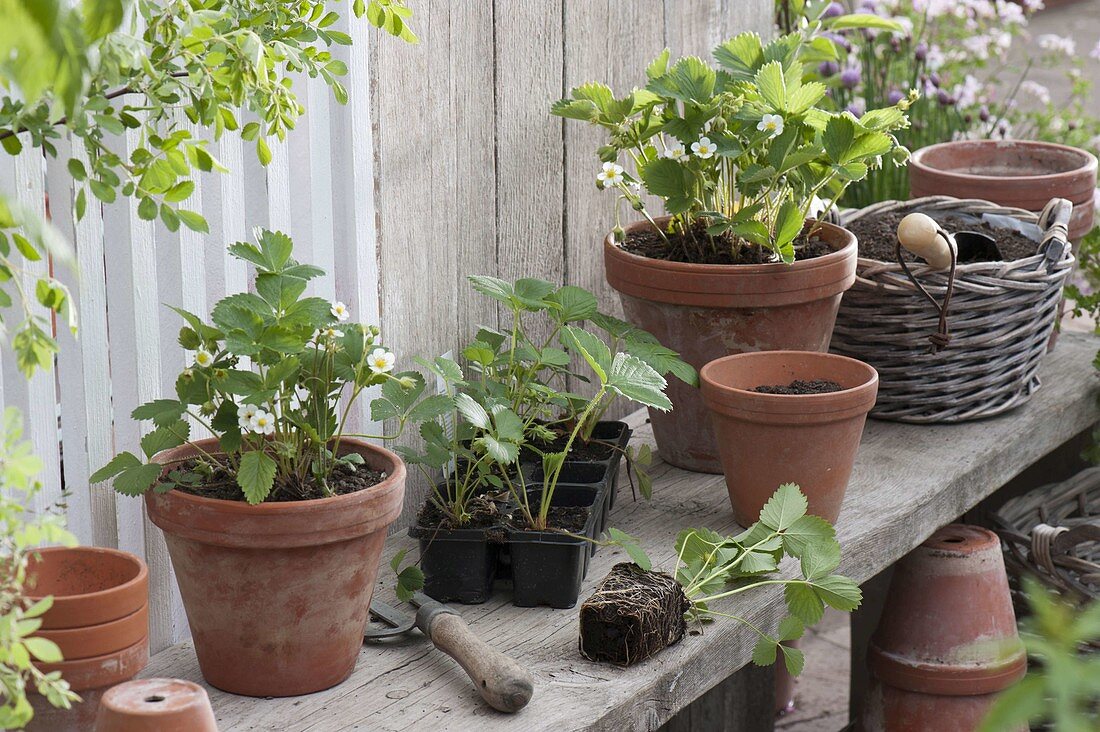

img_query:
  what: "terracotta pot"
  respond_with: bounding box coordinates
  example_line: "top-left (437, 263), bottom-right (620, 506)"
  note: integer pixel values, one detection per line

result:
top-left (23, 546), bottom-right (149, 732)
top-left (94, 678), bottom-right (218, 732)
top-left (910, 140), bottom-right (1097, 242)
top-left (28, 638), bottom-right (150, 732)
top-left (869, 524), bottom-right (1026, 697)
top-left (604, 217), bottom-right (858, 474)
top-left (860, 678), bottom-right (1026, 732)
top-left (774, 639), bottom-right (798, 716)
top-left (699, 350), bottom-right (878, 524)
top-left (146, 437), bottom-right (406, 697)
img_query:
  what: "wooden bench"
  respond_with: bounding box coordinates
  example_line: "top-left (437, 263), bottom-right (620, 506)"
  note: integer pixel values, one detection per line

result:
top-left (143, 333), bottom-right (1100, 731)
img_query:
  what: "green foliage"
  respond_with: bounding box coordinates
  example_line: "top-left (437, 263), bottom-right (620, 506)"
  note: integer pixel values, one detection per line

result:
top-left (552, 31), bottom-right (912, 262)
top-left (390, 549), bottom-right (425, 603)
top-left (1067, 227), bottom-right (1100, 464)
top-left (402, 276), bottom-right (694, 531)
top-left (0, 0), bottom-right (415, 377)
top-left (0, 408), bottom-right (80, 728)
top-left (92, 230), bottom-right (433, 504)
top-left (607, 483), bottom-right (860, 677)
top-left (980, 579), bottom-right (1100, 731)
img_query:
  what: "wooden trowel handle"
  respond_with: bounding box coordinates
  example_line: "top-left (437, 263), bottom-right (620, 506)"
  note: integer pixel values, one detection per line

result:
top-left (419, 607), bottom-right (534, 713)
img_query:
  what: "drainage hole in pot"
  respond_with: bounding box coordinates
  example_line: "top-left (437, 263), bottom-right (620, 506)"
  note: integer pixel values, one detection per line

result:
top-left (943, 537), bottom-right (965, 544)
top-left (144, 695), bottom-right (166, 703)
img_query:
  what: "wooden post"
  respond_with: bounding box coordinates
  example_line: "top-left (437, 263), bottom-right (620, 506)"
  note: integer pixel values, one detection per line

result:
top-left (660, 663), bottom-right (776, 732)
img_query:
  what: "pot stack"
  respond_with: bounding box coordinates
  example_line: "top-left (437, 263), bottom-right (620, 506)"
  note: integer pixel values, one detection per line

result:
top-left (25, 547), bottom-right (149, 732)
top-left (861, 525), bottom-right (1026, 732)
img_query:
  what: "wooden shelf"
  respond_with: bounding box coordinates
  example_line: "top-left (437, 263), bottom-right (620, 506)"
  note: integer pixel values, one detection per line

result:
top-left (143, 333), bottom-right (1100, 732)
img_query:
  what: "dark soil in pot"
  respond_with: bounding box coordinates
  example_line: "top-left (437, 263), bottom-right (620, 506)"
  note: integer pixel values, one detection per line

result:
top-left (579, 563), bottom-right (690, 666)
top-left (847, 210), bottom-right (1039, 263)
top-left (622, 220), bottom-right (834, 264)
top-left (171, 456), bottom-right (386, 502)
top-left (520, 421), bottom-right (629, 463)
top-left (752, 378), bottom-right (843, 395)
top-left (412, 497), bottom-right (507, 605)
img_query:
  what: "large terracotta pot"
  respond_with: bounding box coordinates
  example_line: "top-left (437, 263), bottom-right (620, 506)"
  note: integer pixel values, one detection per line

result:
top-left (94, 678), bottom-right (218, 732)
top-left (699, 350), bottom-right (877, 524)
top-left (909, 140), bottom-right (1097, 243)
top-left (25, 546), bottom-right (149, 732)
top-left (860, 678), bottom-right (1026, 732)
top-left (604, 217), bottom-right (858, 474)
top-left (147, 437), bottom-right (406, 697)
top-left (868, 524), bottom-right (1026, 697)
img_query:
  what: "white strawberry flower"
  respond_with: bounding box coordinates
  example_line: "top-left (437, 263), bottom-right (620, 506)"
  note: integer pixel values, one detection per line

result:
top-left (368, 348), bottom-right (396, 374)
top-left (318, 326), bottom-right (344, 340)
top-left (194, 349), bottom-right (214, 368)
top-left (664, 143), bottom-right (690, 162)
top-left (758, 114), bottom-right (785, 138)
top-left (691, 136), bottom-right (716, 159)
top-left (596, 162), bottom-right (625, 188)
top-left (237, 403), bottom-right (258, 430)
top-left (330, 301), bottom-right (350, 321)
top-left (249, 409), bottom-right (276, 436)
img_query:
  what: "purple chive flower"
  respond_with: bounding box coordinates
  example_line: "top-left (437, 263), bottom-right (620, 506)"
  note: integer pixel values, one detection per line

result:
top-left (846, 101), bottom-right (866, 116)
top-left (819, 60), bottom-right (840, 77)
top-left (936, 89), bottom-right (954, 106)
top-left (887, 89), bottom-right (905, 105)
top-left (930, 72), bottom-right (942, 88)
top-left (840, 67), bottom-right (861, 89)
top-left (824, 2), bottom-right (845, 17)
top-left (824, 32), bottom-right (852, 52)
top-left (979, 106), bottom-right (990, 122)
top-left (915, 42), bottom-right (929, 62)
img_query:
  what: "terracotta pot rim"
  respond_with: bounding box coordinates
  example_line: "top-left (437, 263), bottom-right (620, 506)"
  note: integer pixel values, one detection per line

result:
top-left (910, 139), bottom-right (1098, 184)
top-left (150, 436), bottom-right (405, 512)
top-left (25, 546), bottom-right (148, 609)
top-left (36, 603), bottom-right (148, 660)
top-left (700, 350), bottom-right (879, 415)
top-left (868, 645), bottom-right (1028, 696)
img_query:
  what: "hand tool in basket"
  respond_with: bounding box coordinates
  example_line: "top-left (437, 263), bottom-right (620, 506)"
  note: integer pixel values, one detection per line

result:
top-left (365, 592), bottom-right (534, 713)
top-left (894, 198), bottom-right (1073, 353)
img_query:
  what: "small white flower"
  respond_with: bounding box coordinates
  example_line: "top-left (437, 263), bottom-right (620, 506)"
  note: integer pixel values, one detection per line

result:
top-left (249, 410), bottom-right (276, 436)
top-left (1038, 34), bottom-right (1076, 56)
top-left (757, 115), bottom-right (784, 138)
top-left (368, 348), bottom-right (396, 374)
top-left (194, 349), bottom-right (214, 368)
top-left (1091, 39), bottom-right (1100, 61)
top-left (664, 143), bottom-right (690, 162)
top-left (691, 136), bottom-right (716, 159)
top-left (237, 403), bottom-right (258, 430)
top-left (596, 162), bottom-right (625, 188)
top-left (330, 301), bottom-right (350, 322)
top-left (1020, 80), bottom-right (1051, 106)
top-left (318, 326), bottom-right (344, 340)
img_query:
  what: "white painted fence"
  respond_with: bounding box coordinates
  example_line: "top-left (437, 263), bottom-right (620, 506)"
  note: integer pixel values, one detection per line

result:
top-left (2, 0), bottom-right (770, 652)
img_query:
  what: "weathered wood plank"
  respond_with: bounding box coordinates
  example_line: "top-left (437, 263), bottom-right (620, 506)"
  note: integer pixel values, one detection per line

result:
top-left (142, 333), bottom-right (1099, 731)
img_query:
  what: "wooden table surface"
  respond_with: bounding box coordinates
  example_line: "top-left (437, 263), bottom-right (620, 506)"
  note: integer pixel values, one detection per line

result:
top-left (143, 333), bottom-right (1100, 732)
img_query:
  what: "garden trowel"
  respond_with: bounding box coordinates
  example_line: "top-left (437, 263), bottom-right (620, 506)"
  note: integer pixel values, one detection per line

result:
top-left (366, 592), bottom-right (534, 713)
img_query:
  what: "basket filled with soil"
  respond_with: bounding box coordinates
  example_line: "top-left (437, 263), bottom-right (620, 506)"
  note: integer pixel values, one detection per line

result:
top-left (831, 195), bottom-right (1075, 423)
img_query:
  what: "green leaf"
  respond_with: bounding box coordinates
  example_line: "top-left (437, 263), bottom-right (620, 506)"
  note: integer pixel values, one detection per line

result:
top-left (114, 463), bottom-right (163, 497)
top-left (90, 452), bottom-right (142, 484)
top-left (800, 540), bottom-right (841, 581)
top-left (823, 115), bottom-right (855, 164)
top-left (468, 275), bottom-right (513, 304)
top-left (238, 450), bottom-right (277, 504)
top-left (547, 285), bottom-right (598, 322)
top-left (751, 635), bottom-right (778, 667)
top-left (713, 32), bottom-right (765, 80)
top-left (1, 135), bottom-right (22, 155)
top-left (256, 137), bottom-right (272, 166)
top-left (407, 394), bottom-right (452, 422)
top-left (607, 528), bottom-right (652, 571)
top-left (475, 435), bottom-right (519, 464)
top-left (140, 420), bottom-right (189, 459)
top-left (623, 340), bottom-right (698, 387)
top-left (646, 48), bottom-right (671, 80)
top-left (512, 278), bottom-right (556, 310)
top-left (639, 157), bottom-right (692, 199)
top-left (781, 515), bottom-right (837, 557)
top-left (759, 483), bottom-right (807, 531)
top-left (607, 353), bottom-right (671, 411)
top-left (23, 637), bottom-right (62, 664)
top-left (810, 575), bottom-right (862, 612)
top-left (395, 565), bottom-right (425, 603)
top-left (754, 61), bottom-right (787, 111)
top-left (560, 326), bottom-right (612, 383)
top-left (131, 399), bottom-right (186, 427)
top-left (649, 56), bottom-right (716, 104)
top-left (777, 615), bottom-right (804, 642)
top-left (826, 13), bottom-right (903, 32)
top-left (176, 210), bottom-right (208, 233)
top-left (83, 0), bottom-right (125, 41)
top-left (785, 582), bottom-right (825, 625)
top-left (780, 644), bottom-right (805, 677)
top-left (454, 393), bottom-right (490, 430)
top-left (773, 200), bottom-right (803, 251)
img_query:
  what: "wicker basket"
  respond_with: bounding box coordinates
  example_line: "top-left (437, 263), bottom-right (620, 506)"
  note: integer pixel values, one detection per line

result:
top-left (993, 467), bottom-right (1100, 606)
top-left (832, 195), bottom-right (1076, 423)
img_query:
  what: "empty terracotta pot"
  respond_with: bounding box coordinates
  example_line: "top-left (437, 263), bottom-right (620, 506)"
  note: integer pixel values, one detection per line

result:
top-left (146, 437), bottom-right (406, 697)
top-left (869, 524), bottom-right (1026, 697)
top-left (699, 350), bottom-right (878, 524)
top-left (24, 546), bottom-right (149, 732)
top-left (94, 678), bottom-right (218, 732)
top-left (910, 140), bottom-right (1097, 242)
top-left (860, 677), bottom-right (1026, 732)
top-left (604, 217), bottom-right (858, 474)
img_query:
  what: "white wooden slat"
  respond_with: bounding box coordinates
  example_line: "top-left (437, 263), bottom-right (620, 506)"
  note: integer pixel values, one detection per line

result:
top-left (265, 136), bottom-right (293, 235)
top-left (3, 148), bottom-right (64, 524)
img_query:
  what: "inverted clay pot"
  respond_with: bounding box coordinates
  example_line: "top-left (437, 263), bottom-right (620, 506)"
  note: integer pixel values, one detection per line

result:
top-left (699, 350), bottom-right (878, 524)
top-left (94, 678), bottom-right (218, 732)
top-left (23, 546), bottom-right (150, 732)
top-left (604, 217), bottom-right (857, 474)
top-left (869, 524), bottom-right (1027, 697)
top-left (147, 437), bottom-right (406, 697)
top-left (910, 140), bottom-right (1097, 242)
